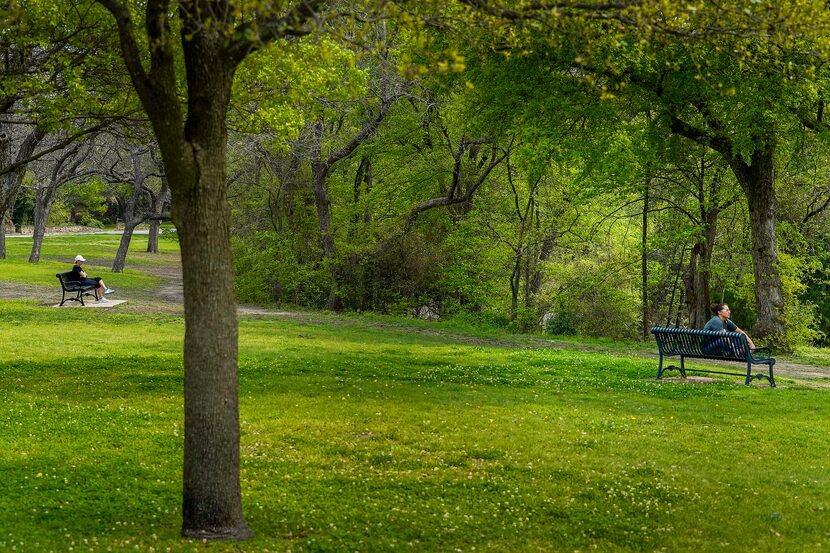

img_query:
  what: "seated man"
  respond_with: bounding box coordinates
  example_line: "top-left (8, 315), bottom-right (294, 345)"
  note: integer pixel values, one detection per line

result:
top-left (69, 255), bottom-right (115, 303)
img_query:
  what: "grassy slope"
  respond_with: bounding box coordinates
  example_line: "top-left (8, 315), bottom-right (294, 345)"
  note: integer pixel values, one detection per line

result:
top-left (0, 234), bottom-right (828, 552)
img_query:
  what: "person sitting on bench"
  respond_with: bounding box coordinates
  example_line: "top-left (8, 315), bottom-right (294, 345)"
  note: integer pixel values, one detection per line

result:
top-left (702, 303), bottom-right (756, 356)
top-left (69, 255), bottom-right (115, 303)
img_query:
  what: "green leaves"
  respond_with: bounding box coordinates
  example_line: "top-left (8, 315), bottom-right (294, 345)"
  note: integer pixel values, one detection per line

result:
top-left (232, 35), bottom-right (367, 140)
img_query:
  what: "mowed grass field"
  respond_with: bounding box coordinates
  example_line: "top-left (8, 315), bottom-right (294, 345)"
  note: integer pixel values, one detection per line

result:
top-left (1, 233), bottom-right (829, 552)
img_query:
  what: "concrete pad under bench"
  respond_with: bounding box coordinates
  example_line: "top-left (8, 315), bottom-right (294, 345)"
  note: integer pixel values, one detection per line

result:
top-left (53, 299), bottom-right (128, 308)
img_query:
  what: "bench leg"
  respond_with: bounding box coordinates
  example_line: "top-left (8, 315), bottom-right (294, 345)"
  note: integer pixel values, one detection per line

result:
top-left (745, 362), bottom-right (776, 387)
top-left (59, 290), bottom-right (83, 307)
top-left (657, 355), bottom-right (687, 380)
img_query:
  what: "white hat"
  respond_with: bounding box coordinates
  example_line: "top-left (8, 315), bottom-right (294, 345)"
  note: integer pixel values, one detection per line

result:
top-left (74, 255), bottom-right (86, 262)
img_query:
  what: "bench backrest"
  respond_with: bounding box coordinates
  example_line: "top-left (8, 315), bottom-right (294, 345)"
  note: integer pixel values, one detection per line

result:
top-left (650, 326), bottom-right (749, 360)
top-left (56, 271), bottom-right (87, 290)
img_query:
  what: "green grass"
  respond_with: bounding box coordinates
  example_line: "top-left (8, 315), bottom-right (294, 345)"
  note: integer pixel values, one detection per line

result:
top-left (790, 345), bottom-right (830, 367)
top-left (2, 235), bottom-right (830, 551)
top-left (2, 233), bottom-right (172, 290)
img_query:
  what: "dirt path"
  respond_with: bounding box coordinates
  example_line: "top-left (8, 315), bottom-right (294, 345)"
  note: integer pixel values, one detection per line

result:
top-left (6, 260), bottom-right (828, 388)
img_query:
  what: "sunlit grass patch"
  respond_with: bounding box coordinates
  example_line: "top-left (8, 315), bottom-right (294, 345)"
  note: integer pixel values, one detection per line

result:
top-left (1, 234), bottom-right (172, 291)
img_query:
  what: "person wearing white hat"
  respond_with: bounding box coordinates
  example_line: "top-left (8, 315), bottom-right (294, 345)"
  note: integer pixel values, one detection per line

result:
top-left (70, 255), bottom-right (115, 302)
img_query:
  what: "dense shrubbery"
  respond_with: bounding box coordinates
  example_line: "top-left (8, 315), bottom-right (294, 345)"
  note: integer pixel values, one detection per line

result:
top-left (232, 232), bottom-right (330, 307)
top-left (230, 192), bottom-right (829, 349)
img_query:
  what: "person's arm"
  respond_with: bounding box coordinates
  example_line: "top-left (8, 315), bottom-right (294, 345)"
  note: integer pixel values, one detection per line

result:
top-left (734, 326), bottom-right (756, 350)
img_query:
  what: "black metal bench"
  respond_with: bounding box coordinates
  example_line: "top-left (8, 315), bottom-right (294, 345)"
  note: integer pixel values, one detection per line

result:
top-left (651, 326), bottom-right (776, 387)
top-left (56, 271), bottom-right (98, 306)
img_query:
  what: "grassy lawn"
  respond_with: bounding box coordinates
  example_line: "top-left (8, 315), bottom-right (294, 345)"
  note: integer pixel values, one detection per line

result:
top-left (2, 232), bottom-right (175, 289)
top-left (1, 234), bottom-right (829, 552)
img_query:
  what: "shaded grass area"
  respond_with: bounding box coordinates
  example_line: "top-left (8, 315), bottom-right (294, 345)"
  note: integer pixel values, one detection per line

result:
top-left (1, 298), bottom-right (829, 552)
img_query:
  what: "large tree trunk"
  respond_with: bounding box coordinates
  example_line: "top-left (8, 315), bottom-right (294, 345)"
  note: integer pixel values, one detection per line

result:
top-left (110, 19), bottom-right (249, 539)
top-left (727, 144), bottom-right (784, 339)
top-left (174, 35), bottom-right (249, 542)
top-left (670, 116), bottom-right (785, 339)
top-left (173, 169), bottom-right (247, 538)
top-left (147, 220), bottom-right (161, 252)
top-left (99, 0), bottom-right (326, 540)
top-left (684, 242), bottom-right (710, 328)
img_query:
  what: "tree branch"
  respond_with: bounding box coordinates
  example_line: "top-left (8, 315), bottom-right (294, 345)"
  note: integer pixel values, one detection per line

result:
top-left (454, 0), bottom-right (638, 20)
top-left (324, 94), bottom-right (401, 169)
top-left (670, 116), bottom-right (732, 157)
top-left (227, 0), bottom-right (330, 64)
top-left (94, 0), bottom-right (152, 102)
top-left (0, 117), bottom-right (125, 179)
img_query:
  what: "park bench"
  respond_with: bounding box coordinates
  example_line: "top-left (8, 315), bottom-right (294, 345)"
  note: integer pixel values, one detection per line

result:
top-left (650, 326), bottom-right (776, 387)
top-left (56, 271), bottom-right (98, 307)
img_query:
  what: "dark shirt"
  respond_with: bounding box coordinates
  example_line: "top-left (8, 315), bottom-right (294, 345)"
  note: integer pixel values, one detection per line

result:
top-left (69, 265), bottom-right (84, 281)
top-left (703, 316), bottom-right (737, 333)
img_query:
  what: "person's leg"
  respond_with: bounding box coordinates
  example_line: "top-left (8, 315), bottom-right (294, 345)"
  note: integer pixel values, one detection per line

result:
top-left (98, 278), bottom-right (115, 295)
top-left (90, 277), bottom-right (113, 298)
top-left (702, 338), bottom-right (727, 355)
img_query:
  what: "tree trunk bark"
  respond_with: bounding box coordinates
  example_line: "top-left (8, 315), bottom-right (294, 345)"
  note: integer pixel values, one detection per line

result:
top-left (174, 171), bottom-right (248, 538)
top-left (312, 161), bottom-right (340, 310)
top-left (684, 210), bottom-right (717, 328)
top-left (641, 181), bottom-right (649, 339)
top-left (0, 124), bottom-right (45, 259)
top-left (29, 187), bottom-right (54, 263)
top-left (0, 126), bottom-right (12, 260)
top-left (171, 37), bottom-right (249, 540)
top-left (147, 220), bottom-right (161, 252)
top-left (684, 242), bottom-right (708, 328)
top-left (727, 144), bottom-right (784, 339)
top-left (529, 235), bottom-right (555, 297)
top-left (147, 178), bottom-right (169, 253)
top-left (0, 209), bottom-right (6, 258)
top-left (509, 256), bottom-right (520, 320)
top-left (112, 222), bottom-right (138, 272)
top-left (99, 0), bottom-right (324, 539)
